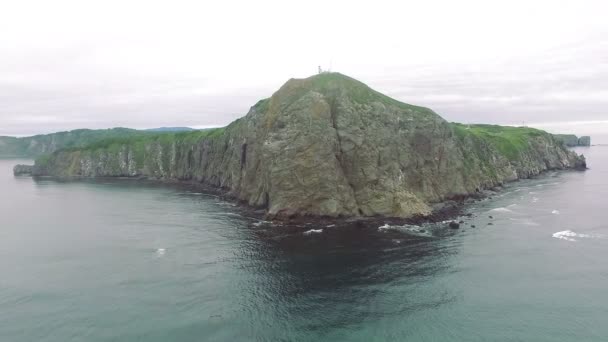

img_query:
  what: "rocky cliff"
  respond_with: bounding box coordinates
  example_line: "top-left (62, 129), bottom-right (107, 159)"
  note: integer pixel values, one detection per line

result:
top-left (30, 73), bottom-right (586, 219)
top-left (554, 134), bottom-right (591, 147)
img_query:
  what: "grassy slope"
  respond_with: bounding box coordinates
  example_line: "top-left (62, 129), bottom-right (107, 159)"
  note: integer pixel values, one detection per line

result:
top-left (1, 127), bottom-right (222, 158)
top-left (451, 123), bottom-right (547, 161)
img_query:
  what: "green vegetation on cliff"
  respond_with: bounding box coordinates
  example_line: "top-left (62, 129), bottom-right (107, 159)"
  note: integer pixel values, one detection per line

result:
top-left (0, 128), bottom-right (142, 158)
top-left (0, 127), bottom-right (214, 158)
top-left (452, 124), bottom-right (546, 161)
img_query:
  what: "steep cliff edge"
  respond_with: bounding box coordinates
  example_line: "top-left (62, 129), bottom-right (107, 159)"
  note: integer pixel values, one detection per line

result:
top-left (554, 134), bottom-right (591, 147)
top-left (30, 73), bottom-right (586, 218)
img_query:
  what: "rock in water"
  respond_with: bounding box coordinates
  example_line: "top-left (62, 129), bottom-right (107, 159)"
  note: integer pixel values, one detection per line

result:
top-left (13, 164), bottom-right (34, 176)
top-left (31, 73), bottom-right (587, 219)
top-left (449, 221), bottom-right (460, 229)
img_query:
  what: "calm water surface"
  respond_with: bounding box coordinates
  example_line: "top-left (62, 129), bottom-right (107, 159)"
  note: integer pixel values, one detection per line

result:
top-left (1, 146), bottom-right (607, 341)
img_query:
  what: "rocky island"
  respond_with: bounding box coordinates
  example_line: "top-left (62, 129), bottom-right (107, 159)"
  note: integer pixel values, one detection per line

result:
top-left (19, 73), bottom-right (586, 219)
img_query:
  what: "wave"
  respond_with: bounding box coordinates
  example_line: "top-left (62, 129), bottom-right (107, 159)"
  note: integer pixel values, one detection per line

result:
top-left (490, 207), bottom-right (514, 213)
top-left (552, 230), bottom-right (597, 242)
top-left (378, 224), bottom-right (433, 237)
top-left (303, 229), bottom-right (323, 235)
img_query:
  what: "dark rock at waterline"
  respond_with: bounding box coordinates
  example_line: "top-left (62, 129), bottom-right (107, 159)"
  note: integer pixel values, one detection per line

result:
top-left (459, 220), bottom-right (464, 224)
top-left (448, 221), bottom-right (460, 229)
top-left (489, 215), bottom-right (494, 219)
top-left (471, 224), bottom-right (476, 228)
top-left (488, 222), bottom-right (494, 226)
top-left (13, 164), bottom-right (34, 176)
top-left (465, 213), bottom-right (473, 217)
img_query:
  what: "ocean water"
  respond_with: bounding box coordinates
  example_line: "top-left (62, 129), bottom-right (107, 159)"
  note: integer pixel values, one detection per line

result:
top-left (1, 146), bottom-right (607, 341)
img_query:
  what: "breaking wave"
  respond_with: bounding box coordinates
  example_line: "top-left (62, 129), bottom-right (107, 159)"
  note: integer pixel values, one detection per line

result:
top-left (552, 230), bottom-right (596, 242)
top-left (378, 224), bottom-right (433, 237)
top-left (490, 207), bottom-right (514, 213)
top-left (303, 229), bottom-right (323, 235)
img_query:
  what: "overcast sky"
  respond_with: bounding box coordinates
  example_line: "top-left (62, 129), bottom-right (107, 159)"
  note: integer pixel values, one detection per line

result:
top-left (1, 0), bottom-right (607, 138)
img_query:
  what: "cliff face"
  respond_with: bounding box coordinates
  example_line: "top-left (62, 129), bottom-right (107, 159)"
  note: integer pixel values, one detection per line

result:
top-left (33, 73), bottom-right (586, 219)
top-left (554, 134), bottom-right (591, 147)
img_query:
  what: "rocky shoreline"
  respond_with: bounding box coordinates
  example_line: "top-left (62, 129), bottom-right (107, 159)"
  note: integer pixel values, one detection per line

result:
top-left (17, 166), bottom-right (584, 233)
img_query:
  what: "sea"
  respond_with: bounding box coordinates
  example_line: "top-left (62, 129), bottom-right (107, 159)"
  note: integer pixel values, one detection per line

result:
top-left (1, 145), bottom-right (607, 342)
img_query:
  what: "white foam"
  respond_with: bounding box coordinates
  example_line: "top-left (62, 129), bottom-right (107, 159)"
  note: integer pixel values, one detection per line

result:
top-left (490, 207), bottom-right (514, 213)
top-left (253, 221), bottom-right (270, 227)
top-left (551, 210), bottom-right (560, 215)
top-left (552, 230), bottom-right (596, 242)
top-left (532, 197), bottom-right (539, 203)
top-left (303, 229), bottom-right (323, 235)
top-left (378, 224), bottom-right (431, 237)
top-left (326, 224), bottom-right (335, 228)
top-left (156, 248), bottom-right (166, 256)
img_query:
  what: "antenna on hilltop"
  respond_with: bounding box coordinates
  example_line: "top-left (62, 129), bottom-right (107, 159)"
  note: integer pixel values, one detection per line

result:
top-left (318, 65), bottom-right (322, 74)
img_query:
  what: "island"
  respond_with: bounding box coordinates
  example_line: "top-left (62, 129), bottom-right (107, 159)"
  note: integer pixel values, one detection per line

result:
top-left (15, 73), bottom-right (586, 219)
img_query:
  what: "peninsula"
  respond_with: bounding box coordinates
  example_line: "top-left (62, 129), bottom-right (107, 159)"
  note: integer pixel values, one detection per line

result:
top-left (18, 73), bottom-right (586, 219)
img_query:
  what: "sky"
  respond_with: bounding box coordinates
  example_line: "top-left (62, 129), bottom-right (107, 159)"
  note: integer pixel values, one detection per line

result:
top-left (1, 0), bottom-right (607, 139)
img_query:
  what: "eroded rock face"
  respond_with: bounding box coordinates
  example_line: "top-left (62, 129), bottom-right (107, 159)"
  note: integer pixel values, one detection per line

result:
top-left (578, 136), bottom-right (591, 147)
top-left (33, 73), bottom-right (586, 219)
top-left (554, 134), bottom-right (591, 147)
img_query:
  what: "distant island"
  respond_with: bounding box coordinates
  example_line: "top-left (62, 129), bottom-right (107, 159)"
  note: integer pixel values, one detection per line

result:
top-left (12, 73), bottom-right (586, 219)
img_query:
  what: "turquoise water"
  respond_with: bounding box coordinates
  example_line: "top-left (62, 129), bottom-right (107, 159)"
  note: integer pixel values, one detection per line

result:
top-left (1, 146), bottom-right (607, 341)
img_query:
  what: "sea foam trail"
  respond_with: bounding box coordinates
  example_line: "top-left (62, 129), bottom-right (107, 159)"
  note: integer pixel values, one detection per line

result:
top-left (378, 224), bottom-right (433, 237)
top-left (552, 230), bottom-right (598, 242)
top-left (490, 207), bottom-right (514, 213)
top-left (303, 229), bottom-right (323, 235)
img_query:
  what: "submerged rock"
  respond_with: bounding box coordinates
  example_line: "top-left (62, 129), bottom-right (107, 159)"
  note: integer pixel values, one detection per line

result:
top-left (449, 221), bottom-right (460, 229)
